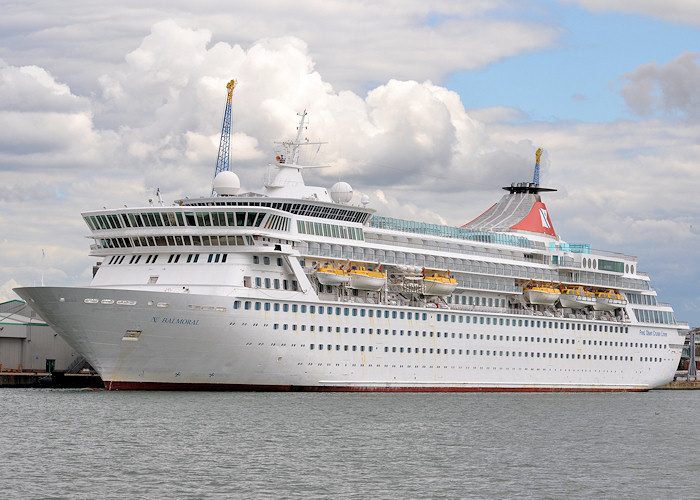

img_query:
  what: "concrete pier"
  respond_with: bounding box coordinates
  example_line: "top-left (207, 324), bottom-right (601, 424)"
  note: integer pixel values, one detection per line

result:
top-left (0, 372), bottom-right (103, 389)
top-left (654, 380), bottom-right (700, 390)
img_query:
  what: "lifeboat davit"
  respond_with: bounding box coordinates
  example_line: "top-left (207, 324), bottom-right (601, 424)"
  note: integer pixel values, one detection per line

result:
top-left (348, 267), bottom-right (386, 291)
top-left (559, 286), bottom-right (596, 309)
top-left (315, 265), bottom-right (350, 286)
top-left (423, 273), bottom-right (458, 296)
top-left (594, 289), bottom-right (627, 311)
top-left (523, 283), bottom-right (560, 305)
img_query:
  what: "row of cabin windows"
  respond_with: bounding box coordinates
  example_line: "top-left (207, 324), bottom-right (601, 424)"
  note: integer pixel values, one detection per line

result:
top-left (296, 220), bottom-right (364, 241)
top-left (86, 211), bottom-right (289, 231)
top-left (107, 253), bottom-right (229, 265)
top-left (446, 295), bottom-right (506, 308)
top-left (252, 256), bottom-right (284, 266)
top-left (260, 320), bottom-right (665, 351)
top-left (301, 344), bottom-right (663, 363)
top-left (435, 313), bottom-right (628, 334)
top-left (252, 278), bottom-right (298, 291)
top-left (231, 300), bottom-right (641, 337)
top-left (309, 344), bottom-right (372, 352)
top-left (633, 308), bottom-right (675, 325)
top-left (236, 302), bottom-right (431, 321)
top-left (97, 234), bottom-right (254, 250)
top-left (627, 293), bottom-right (658, 306)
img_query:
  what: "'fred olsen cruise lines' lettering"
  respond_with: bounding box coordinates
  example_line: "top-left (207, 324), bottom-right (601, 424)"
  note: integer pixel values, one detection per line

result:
top-left (15, 105), bottom-right (687, 391)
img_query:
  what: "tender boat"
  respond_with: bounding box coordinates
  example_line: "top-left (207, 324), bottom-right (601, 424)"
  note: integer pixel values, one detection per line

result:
top-left (348, 266), bottom-right (386, 291)
top-left (422, 272), bottom-right (458, 296)
top-left (594, 289), bottom-right (628, 311)
top-left (315, 264), bottom-right (350, 286)
top-left (559, 286), bottom-right (596, 309)
top-left (523, 283), bottom-right (560, 305)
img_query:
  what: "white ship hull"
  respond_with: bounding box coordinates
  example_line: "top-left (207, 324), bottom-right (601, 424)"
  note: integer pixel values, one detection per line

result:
top-left (16, 286), bottom-right (683, 391)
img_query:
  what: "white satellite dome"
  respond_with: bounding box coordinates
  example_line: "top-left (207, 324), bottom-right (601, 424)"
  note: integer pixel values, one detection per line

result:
top-left (330, 181), bottom-right (353, 204)
top-left (213, 171), bottom-right (240, 196)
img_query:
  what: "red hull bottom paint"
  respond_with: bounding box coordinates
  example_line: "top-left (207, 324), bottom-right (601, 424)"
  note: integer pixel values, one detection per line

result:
top-left (105, 381), bottom-right (648, 392)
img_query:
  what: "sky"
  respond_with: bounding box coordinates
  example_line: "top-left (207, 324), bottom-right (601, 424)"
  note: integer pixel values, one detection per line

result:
top-left (1, 0), bottom-right (700, 327)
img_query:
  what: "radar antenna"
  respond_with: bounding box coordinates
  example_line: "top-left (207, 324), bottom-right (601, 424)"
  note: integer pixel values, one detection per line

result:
top-left (211, 79), bottom-right (237, 196)
top-left (273, 110), bottom-right (326, 168)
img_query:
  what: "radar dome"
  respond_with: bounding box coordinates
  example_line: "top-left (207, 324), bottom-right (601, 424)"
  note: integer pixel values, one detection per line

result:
top-left (330, 181), bottom-right (353, 204)
top-left (361, 194), bottom-right (370, 206)
top-left (213, 171), bottom-right (240, 196)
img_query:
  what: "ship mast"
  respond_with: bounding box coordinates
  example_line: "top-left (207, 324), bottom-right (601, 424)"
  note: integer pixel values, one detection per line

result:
top-left (291, 110), bottom-right (307, 165)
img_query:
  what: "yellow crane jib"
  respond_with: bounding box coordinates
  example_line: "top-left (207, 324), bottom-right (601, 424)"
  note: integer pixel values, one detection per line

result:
top-left (226, 79), bottom-right (237, 103)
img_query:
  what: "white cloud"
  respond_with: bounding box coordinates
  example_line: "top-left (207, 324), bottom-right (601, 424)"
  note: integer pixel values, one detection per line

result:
top-left (1, 11), bottom-right (700, 324)
top-left (565, 0), bottom-right (700, 26)
top-left (0, 278), bottom-right (22, 302)
top-left (617, 52), bottom-right (700, 120)
top-left (0, 1), bottom-right (559, 97)
top-left (0, 20), bottom-right (545, 298)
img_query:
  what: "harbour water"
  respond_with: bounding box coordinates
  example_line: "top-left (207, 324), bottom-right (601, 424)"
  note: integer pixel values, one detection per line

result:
top-left (2, 389), bottom-right (699, 499)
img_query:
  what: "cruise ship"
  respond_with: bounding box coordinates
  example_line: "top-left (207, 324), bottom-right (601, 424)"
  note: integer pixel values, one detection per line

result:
top-left (15, 112), bottom-right (687, 391)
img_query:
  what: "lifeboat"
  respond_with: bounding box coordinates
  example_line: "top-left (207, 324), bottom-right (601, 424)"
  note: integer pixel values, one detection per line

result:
top-left (348, 266), bottom-right (386, 291)
top-left (523, 283), bottom-right (560, 305)
top-left (315, 264), bottom-right (350, 286)
top-left (423, 272), bottom-right (458, 296)
top-left (559, 286), bottom-right (596, 309)
top-left (594, 289), bottom-right (627, 311)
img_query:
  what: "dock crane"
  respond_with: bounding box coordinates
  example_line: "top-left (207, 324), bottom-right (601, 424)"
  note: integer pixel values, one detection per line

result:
top-left (211, 79), bottom-right (237, 196)
top-left (533, 147), bottom-right (543, 186)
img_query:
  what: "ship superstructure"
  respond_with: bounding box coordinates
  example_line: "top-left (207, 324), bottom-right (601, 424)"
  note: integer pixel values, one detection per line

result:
top-left (15, 112), bottom-right (687, 391)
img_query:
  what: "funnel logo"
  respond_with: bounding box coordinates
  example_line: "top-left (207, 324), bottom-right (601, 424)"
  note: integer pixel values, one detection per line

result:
top-left (539, 208), bottom-right (551, 229)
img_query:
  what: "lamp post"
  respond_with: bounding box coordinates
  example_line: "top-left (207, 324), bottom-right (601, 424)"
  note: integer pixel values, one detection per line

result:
top-left (688, 328), bottom-right (698, 382)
